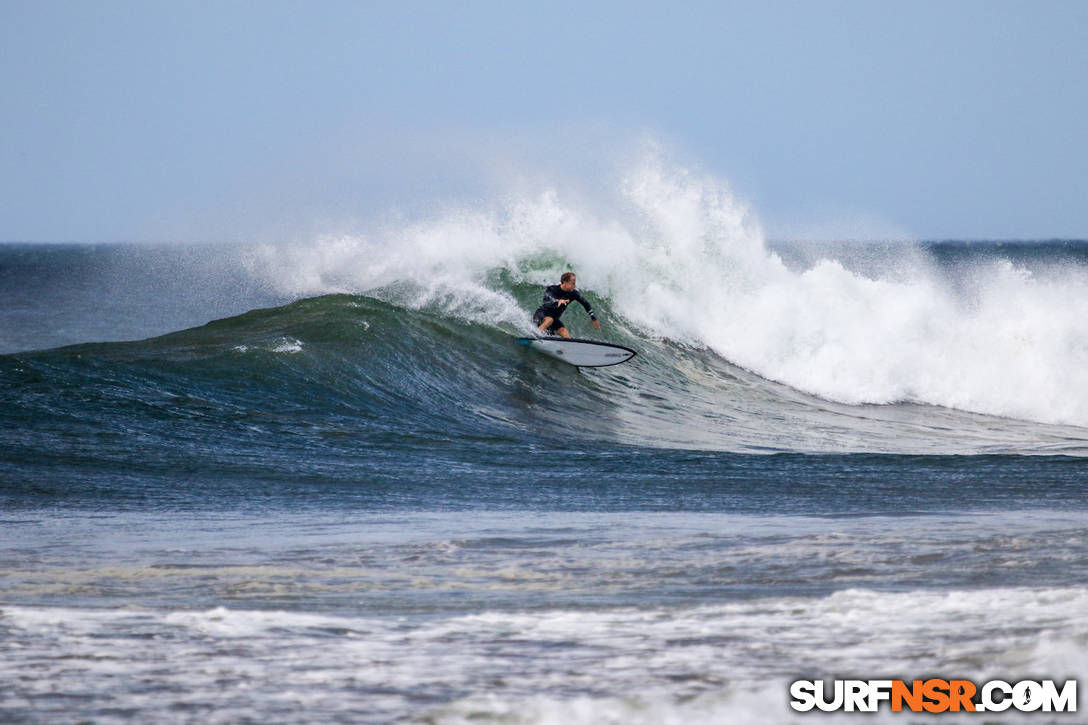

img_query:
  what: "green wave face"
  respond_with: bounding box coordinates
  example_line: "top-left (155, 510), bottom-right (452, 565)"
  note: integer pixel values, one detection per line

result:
top-left (5, 290), bottom-right (1085, 463)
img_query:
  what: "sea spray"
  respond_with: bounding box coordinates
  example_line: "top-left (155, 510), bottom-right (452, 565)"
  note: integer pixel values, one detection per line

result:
top-left (240, 155), bottom-right (1088, 427)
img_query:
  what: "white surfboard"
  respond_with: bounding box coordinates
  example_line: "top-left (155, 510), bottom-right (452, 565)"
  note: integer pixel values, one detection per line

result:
top-left (516, 336), bottom-right (636, 367)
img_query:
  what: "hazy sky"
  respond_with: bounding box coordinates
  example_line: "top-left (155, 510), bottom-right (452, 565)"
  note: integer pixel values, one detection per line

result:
top-left (2, 0), bottom-right (1086, 242)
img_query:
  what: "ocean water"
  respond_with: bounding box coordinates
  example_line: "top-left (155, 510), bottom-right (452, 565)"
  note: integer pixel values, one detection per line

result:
top-left (2, 163), bottom-right (1087, 723)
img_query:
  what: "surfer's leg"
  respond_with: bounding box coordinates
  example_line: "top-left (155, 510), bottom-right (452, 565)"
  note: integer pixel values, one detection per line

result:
top-left (532, 309), bottom-right (552, 333)
top-left (557, 327), bottom-right (571, 338)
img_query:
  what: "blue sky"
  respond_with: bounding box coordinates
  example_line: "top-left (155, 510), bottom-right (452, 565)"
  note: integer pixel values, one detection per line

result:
top-left (2, 0), bottom-right (1086, 242)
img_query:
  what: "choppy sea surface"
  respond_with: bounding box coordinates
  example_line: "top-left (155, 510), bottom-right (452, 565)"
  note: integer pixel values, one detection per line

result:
top-left (2, 169), bottom-right (1087, 723)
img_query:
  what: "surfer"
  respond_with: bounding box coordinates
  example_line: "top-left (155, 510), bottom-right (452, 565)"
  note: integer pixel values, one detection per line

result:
top-left (532, 272), bottom-right (601, 338)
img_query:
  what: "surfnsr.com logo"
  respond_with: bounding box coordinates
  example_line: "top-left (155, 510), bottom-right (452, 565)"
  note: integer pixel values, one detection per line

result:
top-left (789, 679), bottom-right (1077, 714)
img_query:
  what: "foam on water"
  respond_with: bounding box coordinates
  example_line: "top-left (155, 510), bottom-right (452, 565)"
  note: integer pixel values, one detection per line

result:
top-left (3, 586), bottom-right (1085, 724)
top-left (4, 509), bottom-right (1086, 723)
top-left (271, 336), bottom-right (304, 354)
top-left (241, 152), bottom-right (1088, 427)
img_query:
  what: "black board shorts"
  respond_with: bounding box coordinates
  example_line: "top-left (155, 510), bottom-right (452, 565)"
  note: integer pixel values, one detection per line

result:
top-left (532, 309), bottom-right (566, 334)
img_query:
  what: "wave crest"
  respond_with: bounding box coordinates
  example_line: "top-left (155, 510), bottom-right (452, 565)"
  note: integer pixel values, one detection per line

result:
top-left (237, 154), bottom-right (1088, 427)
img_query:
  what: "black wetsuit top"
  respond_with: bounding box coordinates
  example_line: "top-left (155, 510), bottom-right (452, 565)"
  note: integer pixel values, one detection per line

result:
top-left (533, 285), bottom-right (596, 330)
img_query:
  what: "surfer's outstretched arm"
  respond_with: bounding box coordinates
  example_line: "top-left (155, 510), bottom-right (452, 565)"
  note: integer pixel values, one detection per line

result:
top-left (574, 291), bottom-right (602, 329)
